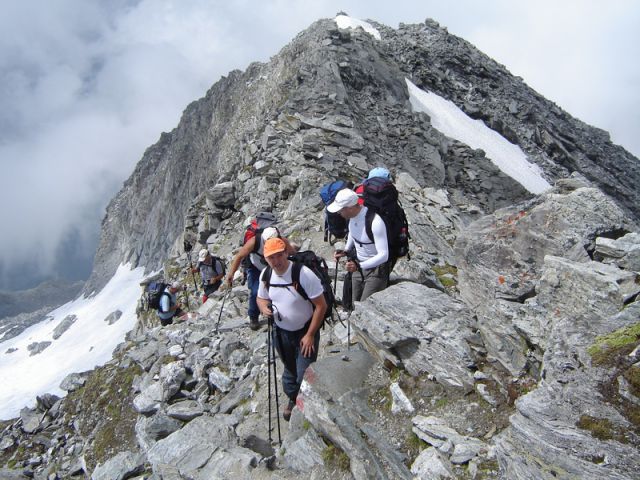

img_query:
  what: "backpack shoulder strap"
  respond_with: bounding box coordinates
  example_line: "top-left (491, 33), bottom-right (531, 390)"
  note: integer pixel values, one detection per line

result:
top-left (291, 261), bottom-right (309, 301)
top-left (262, 265), bottom-right (273, 289)
top-left (364, 207), bottom-right (377, 244)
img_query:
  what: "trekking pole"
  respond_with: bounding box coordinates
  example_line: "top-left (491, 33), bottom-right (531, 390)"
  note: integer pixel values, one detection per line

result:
top-left (333, 257), bottom-right (339, 295)
top-left (269, 313), bottom-right (282, 445)
top-left (267, 314), bottom-right (273, 443)
top-left (183, 241), bottom-right (200, 297)
top-left (214, 289), bottom-right (230, 334)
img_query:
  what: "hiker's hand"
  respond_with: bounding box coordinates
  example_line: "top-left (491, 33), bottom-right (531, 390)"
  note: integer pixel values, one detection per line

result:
top-left (225, 275), bottom-right (233, 287)
top-left (334, 250), bottom-right (346, 260)
top-left (346, 260), bottom-right (358, 273)
top-left (260, 305), bottom-right (273, 317)
top-left (300, 334), bottom-right (315, 357)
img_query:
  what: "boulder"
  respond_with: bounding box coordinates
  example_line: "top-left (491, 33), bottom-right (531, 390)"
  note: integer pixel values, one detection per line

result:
top-left (351, 282), bottom-right (477, 392)
top-left (91, 451), bottom-right (145, 480)
top-left (146, 415), bottom-right (240, 477)
top-left (455, 186), bottom-right (631, 375)
top-left (52, 314), bottom-right (77, 339)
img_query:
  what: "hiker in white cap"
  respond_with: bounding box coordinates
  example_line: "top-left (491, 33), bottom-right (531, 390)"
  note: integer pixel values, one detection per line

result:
top-left (329, 189), bottom-right (390, 302)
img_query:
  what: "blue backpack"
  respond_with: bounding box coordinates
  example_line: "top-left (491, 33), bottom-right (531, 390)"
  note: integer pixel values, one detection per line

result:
top-left (320, 180), bottom-right (353, 245)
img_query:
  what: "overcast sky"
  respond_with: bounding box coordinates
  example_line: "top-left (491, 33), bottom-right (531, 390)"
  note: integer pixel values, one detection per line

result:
top-left (1, 0), bottom-right (638, 291)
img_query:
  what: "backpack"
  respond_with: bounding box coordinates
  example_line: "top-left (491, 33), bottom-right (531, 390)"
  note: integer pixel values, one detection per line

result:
top-left (320, 180), bottom-right (353, 245)
top-left (362, 177), bottom-right (410, 261)
top-left (263, 251), bottom-right (337, 323)
top-left (240, 212), bottom-right (278, 246)
top-left (240, 212), bottom-right (278, 268)
top-left (146, 282), bottom-right (170, 312)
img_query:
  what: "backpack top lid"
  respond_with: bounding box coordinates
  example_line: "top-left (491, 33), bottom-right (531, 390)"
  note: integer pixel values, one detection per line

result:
top-left (243, 213), bottom-right (278, 246)
top-left (255, 212), bottom-right (277, 229)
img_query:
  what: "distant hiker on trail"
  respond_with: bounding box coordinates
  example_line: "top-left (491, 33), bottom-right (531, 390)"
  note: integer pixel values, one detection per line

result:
top-left (157, 281), bottom-right (185, 326)
top-left (257, 237), bottom-right (327, 421)
top-left (330, 188), bottom-right (390, 302)
top-left (193, 248), bottom-right (225, 303)
top-left (226, 226), bottom-right (295, 330)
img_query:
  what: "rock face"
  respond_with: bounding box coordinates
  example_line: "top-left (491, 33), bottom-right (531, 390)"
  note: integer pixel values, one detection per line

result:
top-left (86, 16), bottom-right (638, 293)
top-left (455, 184), bottom-right (633, 376)
top-left (3, 14), bottom-right (639, 480)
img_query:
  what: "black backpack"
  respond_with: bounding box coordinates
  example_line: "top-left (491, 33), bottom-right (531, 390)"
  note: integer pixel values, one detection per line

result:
top-left (263, 251), bottom-right (337, 323)
top-left (146, 282), bottom-right (170, 312)
top-left (362, 177), bottom-right (410, 261)
top-left (320, 180), bottom-right (353, 245)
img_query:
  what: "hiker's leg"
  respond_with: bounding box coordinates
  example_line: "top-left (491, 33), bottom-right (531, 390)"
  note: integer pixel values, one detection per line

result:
top-left (246, 266), bottom-right (260, 321)
top-left (272, 327), bottom-right (299, 400)
top-left (203, 284), bottom-right (217, 296)
top-left (359, 263), bottom-right (390, 301)
top-left (351, 269), bottom-right (365, 302)
top-left (293, 328), bottom-right (320, 396)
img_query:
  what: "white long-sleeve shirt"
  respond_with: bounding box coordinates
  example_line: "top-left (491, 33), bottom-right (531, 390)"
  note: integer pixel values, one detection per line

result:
top-left (345, 206), bottom-right (389, 270)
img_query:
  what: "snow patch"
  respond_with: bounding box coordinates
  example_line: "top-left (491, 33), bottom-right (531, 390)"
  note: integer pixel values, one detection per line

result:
top-left (0, 263), bottom-right (146, 420)
top-left (335, 15), bottom-right (381, 41)
top-left (406, 79), bottom-right (551, 194)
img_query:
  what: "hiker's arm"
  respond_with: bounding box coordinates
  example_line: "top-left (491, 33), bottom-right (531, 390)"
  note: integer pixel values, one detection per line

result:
top-left (226, 239), bottom-right (255, 285)
top-left (300, 294), bottom-right (326, 358)
top-left (335, 232), bottom-right (354, 261)
top-left (359, 215), bottom-right (389, 269)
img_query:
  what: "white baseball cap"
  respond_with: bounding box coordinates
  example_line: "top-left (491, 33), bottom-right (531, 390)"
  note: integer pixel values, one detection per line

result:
top-left (198, 248), bottom-right (209, 262)
top-left (327, 189), bottom-right (359, 213)
top-left (262, 226), bottom-right (280, 241)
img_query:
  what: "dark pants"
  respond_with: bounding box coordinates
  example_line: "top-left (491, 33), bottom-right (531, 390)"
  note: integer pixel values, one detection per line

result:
top-left (246, 266), bottom-right (260, 320)
top-left (159, 308), bottom-right (184, 326)
top-left (203, 281), bottom-right (221, 297)
top-left (352, 262), bottom-right (390, 302)
top-left (272, 321), bottom-right (320, 402)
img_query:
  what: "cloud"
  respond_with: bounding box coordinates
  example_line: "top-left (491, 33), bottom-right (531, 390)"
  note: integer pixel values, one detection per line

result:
top-left (0, 0), bottom-right (638, 291)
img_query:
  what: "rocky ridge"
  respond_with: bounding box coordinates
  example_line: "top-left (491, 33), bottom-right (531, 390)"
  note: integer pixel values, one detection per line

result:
top-left (87, 16), bottom-right (638, 294)
top-left (2, 15), bottom-right (639, 480)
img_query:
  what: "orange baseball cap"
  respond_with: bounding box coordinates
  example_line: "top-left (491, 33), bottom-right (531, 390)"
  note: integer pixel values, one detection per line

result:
top-left (263, 237), bottom-right (286, 257)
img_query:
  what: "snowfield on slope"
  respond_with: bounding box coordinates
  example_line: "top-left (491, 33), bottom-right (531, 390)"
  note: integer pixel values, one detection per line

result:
top-left (0, 263), bottom-right (146, 420)
top-left (406, 78), bottom-right (551, 194)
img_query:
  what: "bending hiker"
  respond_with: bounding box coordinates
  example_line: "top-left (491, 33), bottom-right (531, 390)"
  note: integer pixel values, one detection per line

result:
top-left (330, 188), bottom-right (390, 302)
top-left (193, 248), bottom-right (225, 303)
top-left (226, 226), bottom-right (294, 330)
top-left (157, 281), bottom-right (185, 326)
top-left (257, 238), bottom-right (327, 421)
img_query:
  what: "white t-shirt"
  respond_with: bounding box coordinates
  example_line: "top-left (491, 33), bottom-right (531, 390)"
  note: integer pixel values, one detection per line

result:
top-left (257, 262), bottom-right (324, 331)
top-left (345, 206), bottom-right (389, 269)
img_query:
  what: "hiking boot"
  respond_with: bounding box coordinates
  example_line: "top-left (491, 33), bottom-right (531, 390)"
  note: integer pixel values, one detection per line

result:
top-left (249, 317), bottom-right (260, 331)
top-left (283, 399), bottom-right (295, 421)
